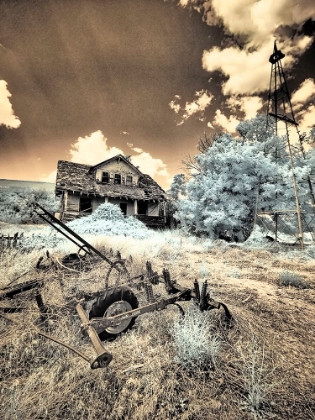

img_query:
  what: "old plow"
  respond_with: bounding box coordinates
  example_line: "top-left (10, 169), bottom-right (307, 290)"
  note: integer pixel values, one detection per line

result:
top-left (0, 204), bottom-right (232, 369)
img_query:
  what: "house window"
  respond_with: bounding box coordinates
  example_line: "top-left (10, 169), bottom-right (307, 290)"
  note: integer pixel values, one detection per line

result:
top-left (126, 175), bottom-right (133, 186)
top-left (101, 172), bottom-right (109, 183)
top-left (114, 174), bottom-right (121, 184)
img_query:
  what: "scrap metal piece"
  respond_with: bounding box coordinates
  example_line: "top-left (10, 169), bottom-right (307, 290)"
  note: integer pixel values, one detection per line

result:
top-left (200, 280), bottom-right (208, 311)
top-left (0, 279), bottom-right (44, 300)
top-left (193, 279), bottom-right (200, 303)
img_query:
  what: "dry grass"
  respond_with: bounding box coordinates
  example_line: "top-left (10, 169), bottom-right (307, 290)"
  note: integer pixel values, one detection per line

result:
top-left (1, 225), bottom-right (315, 419)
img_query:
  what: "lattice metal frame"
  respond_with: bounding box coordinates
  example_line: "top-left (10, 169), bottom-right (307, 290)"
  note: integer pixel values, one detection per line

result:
top-left (255, 41), bottom-right (315, 249)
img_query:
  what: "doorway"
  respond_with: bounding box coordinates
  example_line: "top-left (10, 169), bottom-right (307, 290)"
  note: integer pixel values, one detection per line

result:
top-left (120, 202), bottom-right (127, 216)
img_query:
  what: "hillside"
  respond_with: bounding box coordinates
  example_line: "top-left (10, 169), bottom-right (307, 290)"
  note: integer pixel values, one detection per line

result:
top-left (0, 179), bottom-right (55, 192)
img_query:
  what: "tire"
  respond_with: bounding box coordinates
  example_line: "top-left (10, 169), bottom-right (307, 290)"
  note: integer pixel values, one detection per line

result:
top-left (89, 286), bottom-right (139, 341)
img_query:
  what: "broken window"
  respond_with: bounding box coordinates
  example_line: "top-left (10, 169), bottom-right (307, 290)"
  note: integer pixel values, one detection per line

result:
top-left (80, 197), bottom-right (92, 214)
top-left (101, 172), bottom-right (109, 183)
top-left (114, 174), bottom-right (121, 184)
top-left (126, 175), bottom-right (133, 186)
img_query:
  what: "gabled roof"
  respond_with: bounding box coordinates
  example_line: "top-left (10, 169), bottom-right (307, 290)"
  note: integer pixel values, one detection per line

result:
top-left (55, 155), bottom-right (167, 201)
top-left (88, 154), bottom-right (143, 175)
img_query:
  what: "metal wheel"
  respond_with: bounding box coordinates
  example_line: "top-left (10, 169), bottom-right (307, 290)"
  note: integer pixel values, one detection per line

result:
top-left (89, 286), bottom-right (138, 341)
top-left (103, 301), bottom-right (133, 334)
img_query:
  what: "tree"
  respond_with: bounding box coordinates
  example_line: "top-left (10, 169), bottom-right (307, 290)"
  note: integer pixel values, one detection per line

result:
top-left (175, 115), bottom-right (315, 242)
top-left (168, 174), bottom-right (187, 200)
top-left (182, 131), bottom-right (223, 174)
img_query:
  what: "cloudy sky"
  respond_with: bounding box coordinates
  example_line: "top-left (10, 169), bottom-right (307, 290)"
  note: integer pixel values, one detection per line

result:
top-left (0, 0), bottom-right (315, 189)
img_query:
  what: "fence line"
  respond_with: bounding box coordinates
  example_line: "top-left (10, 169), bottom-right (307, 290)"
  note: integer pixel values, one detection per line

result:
top-left (0, 232), bottom-right (24, 249)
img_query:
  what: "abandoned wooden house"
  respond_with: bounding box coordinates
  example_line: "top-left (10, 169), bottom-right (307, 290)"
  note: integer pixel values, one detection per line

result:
top-left (55, 154), bottom-right (168, 227)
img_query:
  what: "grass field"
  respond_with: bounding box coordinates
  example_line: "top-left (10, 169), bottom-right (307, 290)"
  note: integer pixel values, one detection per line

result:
top-left (0, 225), bottom-right (315, 419)
top-left (0, 179), bottom-right (55, 192)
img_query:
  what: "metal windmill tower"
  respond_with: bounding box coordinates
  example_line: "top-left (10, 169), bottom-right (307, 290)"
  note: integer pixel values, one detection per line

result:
top-left (256, 41), bottom-right (315, 249)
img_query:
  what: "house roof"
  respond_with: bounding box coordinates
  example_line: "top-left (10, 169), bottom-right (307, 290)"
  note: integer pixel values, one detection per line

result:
top-left (55, 157), bottom-right (167, 201)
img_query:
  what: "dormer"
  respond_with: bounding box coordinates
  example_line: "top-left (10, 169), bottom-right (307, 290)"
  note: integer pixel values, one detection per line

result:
top-left (90, 155), bottom-right (143, 186)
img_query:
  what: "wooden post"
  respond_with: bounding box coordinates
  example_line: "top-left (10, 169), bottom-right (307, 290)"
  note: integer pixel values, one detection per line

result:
top-left (134, 199), bottom-right (138, 215)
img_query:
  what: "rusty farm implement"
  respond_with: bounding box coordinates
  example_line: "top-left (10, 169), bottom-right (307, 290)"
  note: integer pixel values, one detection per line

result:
top-left (0, 204), bottom-right (232, 369)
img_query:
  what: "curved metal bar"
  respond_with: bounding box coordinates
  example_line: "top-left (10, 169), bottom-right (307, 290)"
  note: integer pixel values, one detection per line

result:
top-left (172, 302), bottom-right (185, 317)
top-left (37, 330), bottom-right (91, 363)
top-left (218, 302), bottom-right (233, 321)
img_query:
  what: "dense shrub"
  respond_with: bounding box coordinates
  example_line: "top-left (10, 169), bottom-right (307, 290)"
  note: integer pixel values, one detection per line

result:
top-left (20, 203), bottom-right (149, 250)
top-left (67, 203), bottom-right (149, 239)
top-left (0, 188), bottom-right (60, 224)
top-left (172, 307), bottom-right (220, 369)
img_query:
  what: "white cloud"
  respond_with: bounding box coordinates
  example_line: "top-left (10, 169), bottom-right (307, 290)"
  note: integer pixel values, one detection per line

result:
top-left (210, 95), bottom-right (263, 132)
top-left (169, 100), bottom-right (181, 114)
top-left (132, 147), bottom-right (144, 154)
top-left (181, 0), bottom-right (314, 101)
top-left (128, 143), bottom-right (170, 179)
top-left (203, 41), bottom-right (280, 95)
top-left (191, 0), bottom-right (315, 48)
top-left (42, 130), bottom-right (123, 182)
top-left (169, 90), bottom-right (213, 125)
top-left (291, 79), bottom-right (315, 111)
top-left (40, 169), bottom-right (57, 183)
top-left (296, 104), bottom-right (315, 134)
top-left (227, 96), bottom-right (263, 119)
top-left (69, 130), bottom-right (124, 165)
top-left (213, 109), bottom-right (240, 132)
top-left (0, 80), bottom-right (21, 128)
top-left (41, 131), bottom-right (171, 182)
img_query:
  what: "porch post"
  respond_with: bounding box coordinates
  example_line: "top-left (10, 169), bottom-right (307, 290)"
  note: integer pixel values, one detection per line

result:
top-left (134, 199), bottom-right (138, 215)
top-left (105, 197), bottom-right (109, 203)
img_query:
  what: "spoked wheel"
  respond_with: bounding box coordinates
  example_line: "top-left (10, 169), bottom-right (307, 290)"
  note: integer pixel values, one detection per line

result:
top-left (89, 286), bottom-right (138, 341)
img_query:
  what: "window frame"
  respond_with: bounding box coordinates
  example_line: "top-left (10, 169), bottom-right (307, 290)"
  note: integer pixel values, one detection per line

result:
top-left (114, 173), bottom-right (122, 185)
top-left (101, 171), bottom-right (109, 183)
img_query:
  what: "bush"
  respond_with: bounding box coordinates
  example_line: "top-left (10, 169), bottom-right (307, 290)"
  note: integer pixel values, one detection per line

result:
top-left (279, 271), bottom-right (308, 289)
top-left (19, 203), bottom-right (150, 250)
top-left (171, 307), bottom-right (220, 369)
top-left (0, 188), bottom-right (60, 224)
top-left (67, 203), bottom-right (149, 239)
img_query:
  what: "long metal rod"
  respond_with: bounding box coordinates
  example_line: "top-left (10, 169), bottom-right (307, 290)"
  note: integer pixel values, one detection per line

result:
top-left (34, 204), bottom-right (116, 267)
top-left (37, 330), bottom-right (91, 363)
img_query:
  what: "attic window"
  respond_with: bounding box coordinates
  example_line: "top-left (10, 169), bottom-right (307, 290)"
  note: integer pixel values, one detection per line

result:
top-left (101, 172), bottom-right (109, 183)
top-left (126, 175), bottom-right (133, 186)
top-left (114, 173), bottom-right (121, 185)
